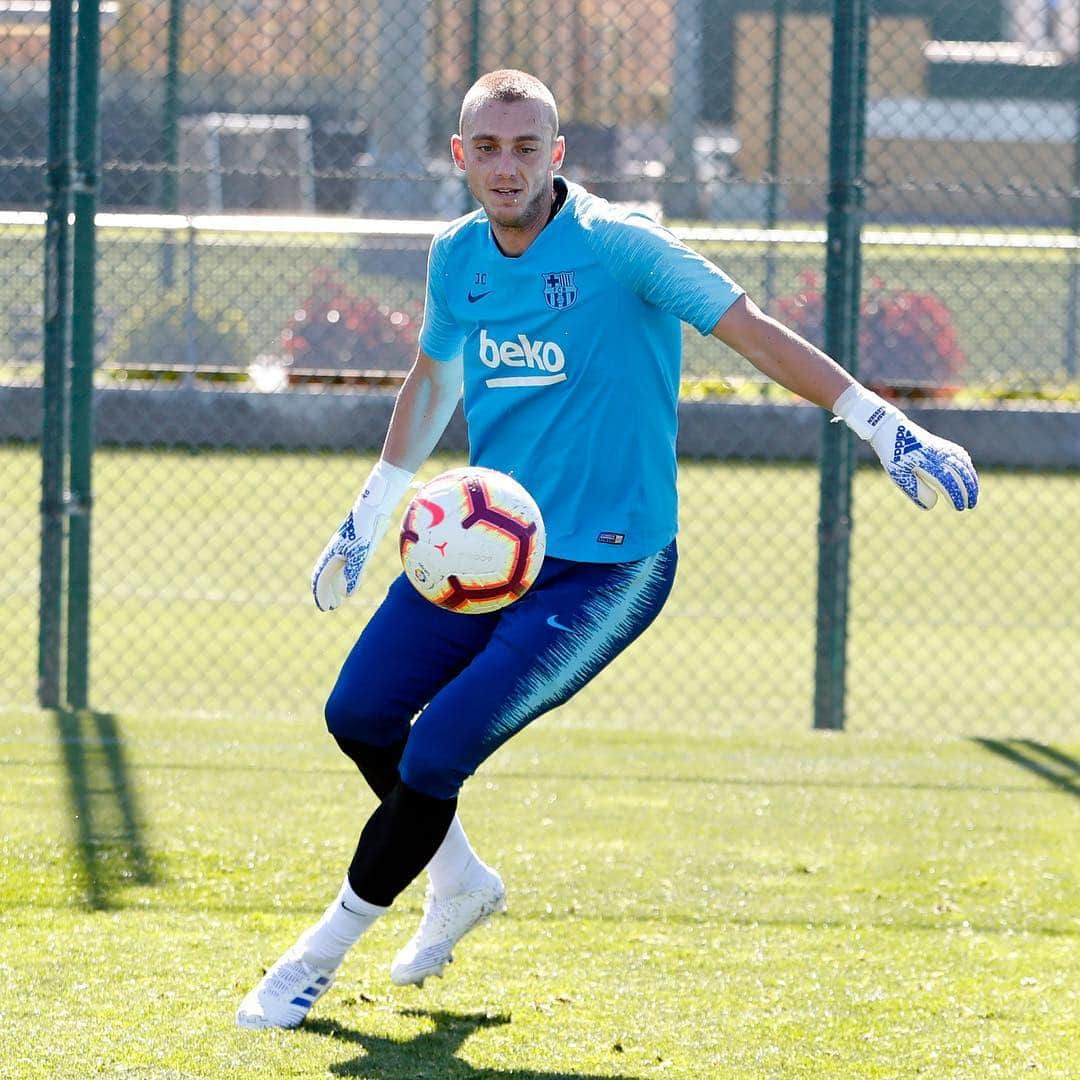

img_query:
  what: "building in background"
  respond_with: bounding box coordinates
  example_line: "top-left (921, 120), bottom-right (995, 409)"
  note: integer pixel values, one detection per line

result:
top-left (1009, 0), bottom-right (1079, 54)
top-left (1, 0), bottom-right (1076, 225)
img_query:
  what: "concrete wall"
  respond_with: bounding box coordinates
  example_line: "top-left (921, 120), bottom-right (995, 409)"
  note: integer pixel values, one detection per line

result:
top-left (2, 385), bottom-right (1077, 469)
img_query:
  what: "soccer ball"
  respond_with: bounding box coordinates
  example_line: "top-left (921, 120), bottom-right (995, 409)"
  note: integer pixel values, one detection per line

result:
top-left (399, 466), bottom-right (546, 614)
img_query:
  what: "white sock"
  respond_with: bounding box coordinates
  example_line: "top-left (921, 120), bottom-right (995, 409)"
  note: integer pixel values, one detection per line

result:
top-left (297, 877), bottom-right (386, 971)
top-left (425, 815), bottom-right (495, 899)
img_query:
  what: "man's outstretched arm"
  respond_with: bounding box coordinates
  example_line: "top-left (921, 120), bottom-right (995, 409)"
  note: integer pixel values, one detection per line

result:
top-left (312, 351), bottom-right (464, 611)
top-left (381, 350), bottom-right (466, 472)
top-left (712, 295), bottom-right (979, 511)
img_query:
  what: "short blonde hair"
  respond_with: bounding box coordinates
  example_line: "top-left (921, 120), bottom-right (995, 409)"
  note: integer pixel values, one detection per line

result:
top-left (459, 69), bottom-right (559, 137)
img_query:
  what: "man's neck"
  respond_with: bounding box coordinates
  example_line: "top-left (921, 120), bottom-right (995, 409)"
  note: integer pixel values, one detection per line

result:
top-left (491, 178), bottom-right (566, 257)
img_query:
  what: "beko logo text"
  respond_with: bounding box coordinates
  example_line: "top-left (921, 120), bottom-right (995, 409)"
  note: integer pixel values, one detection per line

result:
top-left (480, 329), bottom-right (565, 371)
top-left (478, 329), bottom-right (568, 388)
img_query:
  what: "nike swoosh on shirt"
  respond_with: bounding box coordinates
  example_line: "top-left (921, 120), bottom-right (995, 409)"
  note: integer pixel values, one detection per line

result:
top-left (467, 290), bottom-right (492, 302)
top-left (546, 614), bottom-right (572, 632)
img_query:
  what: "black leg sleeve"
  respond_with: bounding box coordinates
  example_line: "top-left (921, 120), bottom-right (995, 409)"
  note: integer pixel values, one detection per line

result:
top-left (346, 781), bottom-right (458, 908)
top-left (333, 733), bottom-right (408, 801)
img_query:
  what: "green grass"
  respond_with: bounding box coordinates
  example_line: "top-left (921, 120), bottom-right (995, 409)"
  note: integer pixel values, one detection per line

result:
top-left (1, 445), bottom-right (1078, 737)
top-left (0, 443), bottom-right (1077, 1076)
top-left (0, 708), bottom-right (1077, 1077)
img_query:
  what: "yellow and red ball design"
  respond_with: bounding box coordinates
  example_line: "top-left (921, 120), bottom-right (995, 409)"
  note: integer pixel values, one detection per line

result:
top-left (399, 467), bottom-right (546, 614)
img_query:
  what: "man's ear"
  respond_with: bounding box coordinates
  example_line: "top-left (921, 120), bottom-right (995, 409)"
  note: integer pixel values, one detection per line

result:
top-left (551, 135), bottom-right (566, 171)
top-left (450, 134), bottom-right (466, 172)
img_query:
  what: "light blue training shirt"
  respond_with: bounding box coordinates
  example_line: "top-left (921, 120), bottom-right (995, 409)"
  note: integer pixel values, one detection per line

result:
top-left (419, 178), bottom-right (744, 563)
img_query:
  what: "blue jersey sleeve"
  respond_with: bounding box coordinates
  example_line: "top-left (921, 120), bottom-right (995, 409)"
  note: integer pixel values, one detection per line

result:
top-left (584, 211), bottom-right (744, 335)
top-left (419, 234), bottom-right (467, 362)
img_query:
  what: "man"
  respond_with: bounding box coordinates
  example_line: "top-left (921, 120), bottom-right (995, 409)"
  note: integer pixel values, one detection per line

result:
top-left (237, 70), bottom-right (978, 1029)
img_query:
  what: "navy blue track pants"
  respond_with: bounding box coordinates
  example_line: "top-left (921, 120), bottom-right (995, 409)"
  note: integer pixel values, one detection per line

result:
top-left (325, 540), bottom-right (677, 798)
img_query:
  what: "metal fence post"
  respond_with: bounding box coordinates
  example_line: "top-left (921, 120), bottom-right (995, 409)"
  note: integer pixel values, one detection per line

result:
top-left (763, 0), bottom-right (786, 313)
top-left (161, 0), bottom-right (185, 288)
top-left (66, 0), bottom-right (104, 710)
top-left (668, 0), bottom-right (703, 219)
top-left (1066, 56), bottom-right (1080, 379)
top-left (460, 0), bottom-right (483, 215)
top-left (182, 222), bottom-right (199, 387)
top-left (39, 0), bottom-right (76, 709)
top-left (468, 0), bottom-right (482, 88)
top-left (813, 0), bottom-right (869, 731)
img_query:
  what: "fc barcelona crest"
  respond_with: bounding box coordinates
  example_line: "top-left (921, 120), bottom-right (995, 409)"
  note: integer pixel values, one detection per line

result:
top-left (542, 270), bottom-right (578, 311)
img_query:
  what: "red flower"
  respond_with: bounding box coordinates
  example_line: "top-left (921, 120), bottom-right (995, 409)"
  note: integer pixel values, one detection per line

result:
top-left (280, 270), bottom-right (421, 374)
top-left (774, 275), bottom-right (966, 399)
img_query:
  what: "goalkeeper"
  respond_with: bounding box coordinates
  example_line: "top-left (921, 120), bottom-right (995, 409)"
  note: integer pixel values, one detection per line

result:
top-left (238, 69), bottom-right (978, 1029)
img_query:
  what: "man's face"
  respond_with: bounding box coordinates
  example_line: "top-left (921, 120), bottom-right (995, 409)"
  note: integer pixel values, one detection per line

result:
top-left (451, 98), bottom-right (565, 233)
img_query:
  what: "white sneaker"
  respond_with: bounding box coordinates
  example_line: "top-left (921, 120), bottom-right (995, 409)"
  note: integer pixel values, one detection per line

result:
top-left (390, 870), bottom-right (507, 987)
top-left (236, 948), bottom-right (337, 1029)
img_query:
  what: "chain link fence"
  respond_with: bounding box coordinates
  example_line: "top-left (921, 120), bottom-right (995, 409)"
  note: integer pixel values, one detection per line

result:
top-left (1, 1), bottom-right (1076, 738)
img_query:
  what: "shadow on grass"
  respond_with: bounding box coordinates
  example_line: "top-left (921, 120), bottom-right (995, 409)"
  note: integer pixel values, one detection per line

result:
top-left (972, 737), bottom-right (1080, 799)
top-left (307, 1010), bottom-right (642, 1079)
top-left (54, 709), bottom-right (157, 909)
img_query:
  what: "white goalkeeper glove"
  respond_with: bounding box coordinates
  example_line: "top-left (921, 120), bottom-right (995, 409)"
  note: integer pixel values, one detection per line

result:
top-left (311, 459), bottom-right (415, 611)
top-left (832, 384), bottom-right (979, 511)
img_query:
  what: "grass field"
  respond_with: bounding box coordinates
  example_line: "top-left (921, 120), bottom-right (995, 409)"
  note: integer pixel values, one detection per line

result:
top-left (0, 443), bottom-right (1078, 1076)
top-left (1, 445), bottom-right (1078, 737)
top-left (0, 707), bottom-right (1077, 1078)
